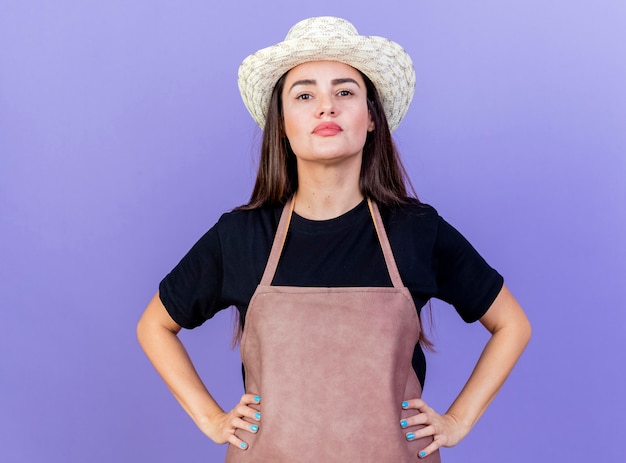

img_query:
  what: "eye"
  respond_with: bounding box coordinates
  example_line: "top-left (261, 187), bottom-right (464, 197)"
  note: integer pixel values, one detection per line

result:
top-left (337, 89), bottom-right (354, 97)
top-left (296, 93), bottom-right (313, 100)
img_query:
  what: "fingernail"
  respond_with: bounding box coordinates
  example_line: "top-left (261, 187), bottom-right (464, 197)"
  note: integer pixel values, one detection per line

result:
top-left (240, 442), bottom-right (248, 450)
top-left (254, 395), bottom-right (261, 403)
top-left (250, 424), bottom-right (259, 432)
top-left (419, 451), bottom-right (427, 458)
top-left (254, 412), bottom-right (261, 420)
top-left (400, 419), bottom-right (408, 428)
top-left (402, 401), bottom-right (409, 408)
top-left (406, 432), bottom-right (415, 441)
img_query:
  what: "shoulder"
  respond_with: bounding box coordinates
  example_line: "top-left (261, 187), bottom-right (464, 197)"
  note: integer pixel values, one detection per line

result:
top-left (381, 200), bottom-right (479, 254)
top-left (214, 203), bottom-right (283, 231)
top-left (180, 204), bottom-right (283, 256)
top-left (379, 198), bottom-right (441, 232)
top-left (377, 199), bottom-right (482, 261)
top-left (374, 199), bottom-right (445, 264)
top-left (211, 203), bottom-right (284, 251)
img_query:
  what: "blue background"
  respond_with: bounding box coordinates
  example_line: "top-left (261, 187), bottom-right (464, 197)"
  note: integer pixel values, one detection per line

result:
top-left (1, 1), bottom-right (625, 461)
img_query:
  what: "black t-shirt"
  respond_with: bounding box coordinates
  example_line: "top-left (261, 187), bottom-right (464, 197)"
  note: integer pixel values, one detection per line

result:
top-left (159, 199), bottom-right (504, 388)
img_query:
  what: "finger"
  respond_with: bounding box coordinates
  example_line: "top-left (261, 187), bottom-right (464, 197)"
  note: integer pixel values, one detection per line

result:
top-left (232, 416), bottom-right (260, 434)
top-left (400, 412), bottom-right (430, 428)
top-left (408, 424), bottom-right (436, 441)
top-left (416, 437), bottom-right (444, 459)
top-left (227, 433), bottom-right (250, 451)
top-left (240, 393), bottom-right (262, 405)
top-left (233, 402), bottom-right (262, 422)
top-left (401, 398), bottom-right (426, 410)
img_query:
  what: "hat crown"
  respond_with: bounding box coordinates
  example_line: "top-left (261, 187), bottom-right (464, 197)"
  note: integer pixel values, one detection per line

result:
top-left (285, 17), bottom-right (359, 41)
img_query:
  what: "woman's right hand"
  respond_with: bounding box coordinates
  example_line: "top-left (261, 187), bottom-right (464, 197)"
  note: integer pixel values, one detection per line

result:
top-left (205, 393), bottom-right (262, 450)
top-left (137, 295), bottom-right (262, 451)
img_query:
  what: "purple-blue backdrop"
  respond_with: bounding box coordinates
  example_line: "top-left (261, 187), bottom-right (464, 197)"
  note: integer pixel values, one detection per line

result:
top-left (1, 1), bottom-right (625, 462)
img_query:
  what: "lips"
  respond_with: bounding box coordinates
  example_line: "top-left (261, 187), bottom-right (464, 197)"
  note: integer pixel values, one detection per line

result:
top-left (312, 122), bottom-right (343, 136)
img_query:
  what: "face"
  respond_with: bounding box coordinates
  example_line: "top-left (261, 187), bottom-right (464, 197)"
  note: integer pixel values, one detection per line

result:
top-left (281, 61), bottom-right (374, 166)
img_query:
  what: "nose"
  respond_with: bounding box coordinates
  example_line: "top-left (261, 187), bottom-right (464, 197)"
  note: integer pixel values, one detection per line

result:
top-left (316, 94), bottom-right (336, 117)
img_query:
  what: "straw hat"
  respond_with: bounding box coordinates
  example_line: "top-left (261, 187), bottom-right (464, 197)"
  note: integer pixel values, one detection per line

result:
top-left (238, 16), bottom-right (415, 133)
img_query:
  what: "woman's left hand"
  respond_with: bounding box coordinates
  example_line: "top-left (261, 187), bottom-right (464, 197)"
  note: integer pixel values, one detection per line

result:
top-left (401, 286), bottom-right (531, 459)
top-left (401, 398), bottom-right (469, 459)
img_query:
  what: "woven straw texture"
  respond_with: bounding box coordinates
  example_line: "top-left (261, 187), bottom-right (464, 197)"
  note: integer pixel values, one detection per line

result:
top-left (238, 17), bottom-right (415, 133)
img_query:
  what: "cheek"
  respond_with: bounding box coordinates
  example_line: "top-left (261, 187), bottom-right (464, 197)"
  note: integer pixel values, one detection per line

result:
top-left (283, 117), bottom-right (295, 139)
top-left (363, 114), bottom-right (374, 132)
top-left (353, 101), bottom-right (372, 130)
top-left (359, 108), bottom-right (374, 134)
top-left (281, 107), bottom-right (300, 140)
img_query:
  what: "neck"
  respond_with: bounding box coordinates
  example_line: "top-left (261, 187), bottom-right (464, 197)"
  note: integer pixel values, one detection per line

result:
top-left (294, 160), bottom-right (363, 220)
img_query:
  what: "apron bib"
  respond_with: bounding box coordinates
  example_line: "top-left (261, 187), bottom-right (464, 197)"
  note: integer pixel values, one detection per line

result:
top-left (226, 198), bottom-right (440, 462)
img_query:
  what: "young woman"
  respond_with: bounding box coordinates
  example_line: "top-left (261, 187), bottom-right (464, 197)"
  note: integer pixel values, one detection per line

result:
top-left (137, 17), bottom-right (531, 462)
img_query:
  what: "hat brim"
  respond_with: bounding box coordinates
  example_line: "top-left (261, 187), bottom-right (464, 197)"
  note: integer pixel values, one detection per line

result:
top-left (238, 34), bottom-right (415, 133)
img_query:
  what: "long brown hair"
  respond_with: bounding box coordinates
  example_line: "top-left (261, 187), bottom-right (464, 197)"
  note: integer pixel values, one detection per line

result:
top-left (234, 67), bottom-right (433, 349)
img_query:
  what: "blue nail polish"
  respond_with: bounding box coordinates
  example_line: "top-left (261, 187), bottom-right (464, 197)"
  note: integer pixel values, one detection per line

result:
top-left (419, 451), bottom-right (426, 458)
top-left (254, 395), bottom-right (261, 403)
top-left (400, 420), bottom-right (408, 428)
top-left (406, 432), bottom-right (415, 441)
top-left (402, 401), bottom-right (409, 408)
top-left (254, 412), bottom-right (261, 420)
top-left (250, 424), bottom-right (259, 432)
top-left (240, 442), bottom-right (248, 449)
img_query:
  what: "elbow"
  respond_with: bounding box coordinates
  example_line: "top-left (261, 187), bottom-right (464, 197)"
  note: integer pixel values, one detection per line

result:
top-left (136, 300), bottom-right (159, 350)
top-left (521, 315), bottom-right (532, 348)
top-left (136, 312), bottom-right (150, 350)
top-left (509, 309), bottom-right (532, 352)
top-left (136, 292), bottom-right (182, 351)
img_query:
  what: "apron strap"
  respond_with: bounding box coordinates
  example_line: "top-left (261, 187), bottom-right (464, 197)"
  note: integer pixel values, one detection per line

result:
top-left (367, 199), bottom-right (404, 288)
top-left (259, 196), bottom-right (295, 286)
top-left (259, 196), bottom-right (404, 288)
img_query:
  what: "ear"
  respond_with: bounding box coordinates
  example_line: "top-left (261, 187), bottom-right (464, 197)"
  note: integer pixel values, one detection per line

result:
top-left (367, 101), bottom-right (375, 132)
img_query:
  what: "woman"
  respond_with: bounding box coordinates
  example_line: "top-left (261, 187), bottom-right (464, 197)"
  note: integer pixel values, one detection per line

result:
top-left (137, 17), bottom-right (531, 462)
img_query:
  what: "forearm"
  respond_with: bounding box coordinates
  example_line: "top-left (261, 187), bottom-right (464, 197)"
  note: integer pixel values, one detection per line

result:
top-left (137, 296), bottom-right (224, 438)
top-left (446, 319), bottom-right (530, 431)
top-left (446, 286), bottom-right (531, 432)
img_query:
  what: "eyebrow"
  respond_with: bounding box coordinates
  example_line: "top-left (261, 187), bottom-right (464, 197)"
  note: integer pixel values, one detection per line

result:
top-left (288, 78), bottom-right (361, 92)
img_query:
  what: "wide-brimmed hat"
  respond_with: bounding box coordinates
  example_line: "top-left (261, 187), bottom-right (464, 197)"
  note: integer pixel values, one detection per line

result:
top-left (238, 16), bottom-right (415, 133)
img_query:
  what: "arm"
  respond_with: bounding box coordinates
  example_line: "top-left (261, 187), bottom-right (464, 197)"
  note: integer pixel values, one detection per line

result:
top-left (136, 292), bottom-right (261, 450)
top-left (402, 284), bottom-right (531, 458)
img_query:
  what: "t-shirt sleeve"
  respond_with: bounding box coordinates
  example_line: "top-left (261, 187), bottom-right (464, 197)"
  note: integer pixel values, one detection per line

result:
top-left (434, 216), bottom-right (504, 323)
top-left (158, 224), bottom-right (227, 329)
